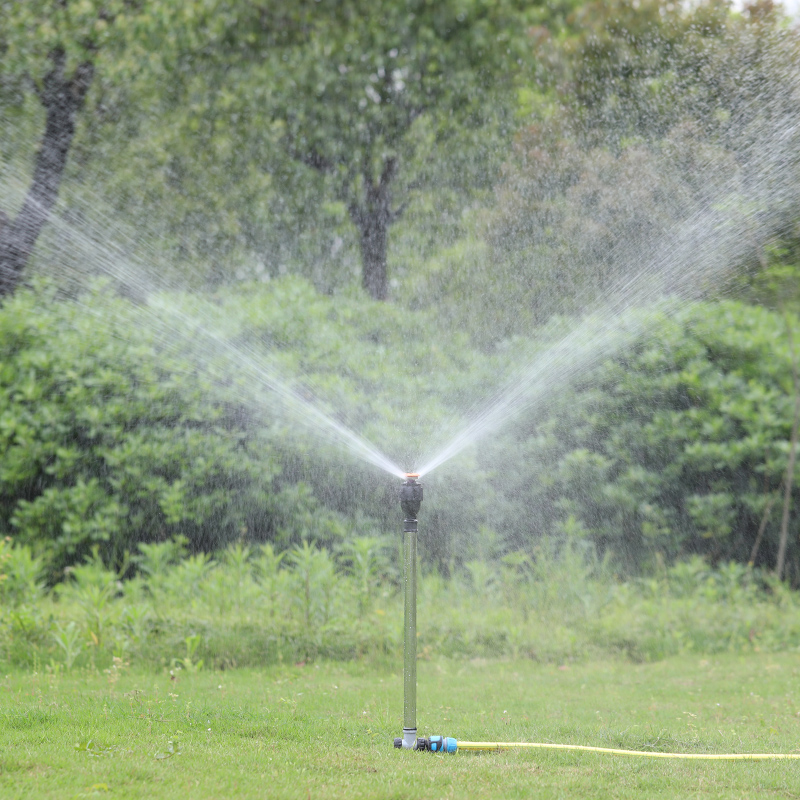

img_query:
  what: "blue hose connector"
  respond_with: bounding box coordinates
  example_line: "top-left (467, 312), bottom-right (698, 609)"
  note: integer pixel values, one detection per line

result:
top-left (429, 736), bottom-right (457, 753)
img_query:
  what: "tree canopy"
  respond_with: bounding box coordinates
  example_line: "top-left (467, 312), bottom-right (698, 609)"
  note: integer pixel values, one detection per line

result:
top-left (3, 0), bottom-right (800, 585)
top-left (217, 0), bottom-right (578, 299)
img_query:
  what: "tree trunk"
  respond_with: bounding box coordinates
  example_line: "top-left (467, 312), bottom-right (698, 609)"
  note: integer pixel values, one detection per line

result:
top-left (0, 50), bottom-right (94, 298)
top-left (349, 158), bottom-right (398, 301)
top-left (357, 205), bottom-right (389, 301)
top-left (749, 488), bottom-right (778, 567)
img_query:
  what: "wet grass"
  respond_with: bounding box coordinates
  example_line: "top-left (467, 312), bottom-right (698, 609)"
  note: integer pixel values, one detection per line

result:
top-left (2, 653), bottom-right (800, 799)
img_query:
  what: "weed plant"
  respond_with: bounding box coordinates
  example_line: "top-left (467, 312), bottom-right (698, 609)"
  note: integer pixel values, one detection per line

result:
top-left (2, 536), bottom-right (799, 673)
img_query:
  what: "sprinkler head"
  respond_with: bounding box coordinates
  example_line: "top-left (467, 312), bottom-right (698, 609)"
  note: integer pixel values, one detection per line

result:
top-left (399, 474), bottom-right (423, 521)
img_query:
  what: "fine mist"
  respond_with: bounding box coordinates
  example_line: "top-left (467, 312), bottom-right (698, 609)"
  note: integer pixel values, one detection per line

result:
top-left (1, 3), bottom-right (800, 575)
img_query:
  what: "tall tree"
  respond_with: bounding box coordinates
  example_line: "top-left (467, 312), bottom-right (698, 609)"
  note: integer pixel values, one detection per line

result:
top-left (0, 1), bottom-right (136, 298)
top-left (261, 0), bottom-right (573, 300)
top-left (488, 0), bottom-right (800, 324)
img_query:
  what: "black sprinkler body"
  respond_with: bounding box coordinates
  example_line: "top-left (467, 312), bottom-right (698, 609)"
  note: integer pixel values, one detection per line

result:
top-left (400, 474), bottom-right (423, 528)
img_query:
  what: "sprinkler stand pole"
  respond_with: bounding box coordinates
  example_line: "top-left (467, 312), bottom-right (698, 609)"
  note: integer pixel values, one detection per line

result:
top-left (402, 513), bottom-right (417, 748)
top-left (395, 475), bottom-right (423, 750)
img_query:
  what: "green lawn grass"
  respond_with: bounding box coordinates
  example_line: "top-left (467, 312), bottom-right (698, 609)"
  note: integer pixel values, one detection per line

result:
top-left (2, 654), bottom-right (800, 799)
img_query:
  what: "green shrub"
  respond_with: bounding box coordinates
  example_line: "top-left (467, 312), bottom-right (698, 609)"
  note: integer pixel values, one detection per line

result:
top-left (0, 284), bottom-right (321, 578)
top-left (1, 280), bottom-right (799, 584)
top-left (483, 301), bottom-right (800, 577)
top-left (3, 538), bottom-right (799, 672)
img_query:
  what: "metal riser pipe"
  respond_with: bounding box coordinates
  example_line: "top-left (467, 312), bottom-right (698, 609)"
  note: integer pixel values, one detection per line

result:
top-left (402, 522), bottom-right (417, 746)
top-left (395, 474), bottom-right (423, 750)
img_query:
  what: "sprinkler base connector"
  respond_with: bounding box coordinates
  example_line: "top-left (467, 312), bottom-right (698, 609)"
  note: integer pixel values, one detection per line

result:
top-left (394, 733), bottom-right (457, 752)
top-left (393, 728), bottom-right (418, 749)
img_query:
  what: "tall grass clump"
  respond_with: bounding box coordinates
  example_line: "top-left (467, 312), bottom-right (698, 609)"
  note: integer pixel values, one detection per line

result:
top-left (2, 536), bottom-right (800, 672)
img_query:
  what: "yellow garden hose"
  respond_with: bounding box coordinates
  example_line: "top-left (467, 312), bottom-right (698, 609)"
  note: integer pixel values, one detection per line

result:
top-left (416, 736), bottom-right (800, 759)
top-left (455, 740), bottom-right (800, 759)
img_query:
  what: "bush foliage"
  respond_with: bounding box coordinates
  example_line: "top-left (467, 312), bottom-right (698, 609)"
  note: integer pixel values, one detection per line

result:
top-left (486, 301), bottom-right (800, 578)
top-left (0, 283), bottom-right (358, 580)
top-left (0, 281), bottom-right (798, 583)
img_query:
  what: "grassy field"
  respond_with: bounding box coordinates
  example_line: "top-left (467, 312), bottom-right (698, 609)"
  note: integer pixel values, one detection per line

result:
top-left (2, 654), bottom-right (800, 799)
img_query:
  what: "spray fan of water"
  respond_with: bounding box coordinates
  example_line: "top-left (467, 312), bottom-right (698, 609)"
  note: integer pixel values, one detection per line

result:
top-left (2, 24), bottom-right (800, 485)
top-left (417, 28), bottom-right (800, 475)
top-left (1, 164), bottom-right (407, 480)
